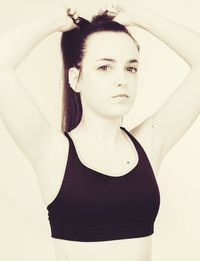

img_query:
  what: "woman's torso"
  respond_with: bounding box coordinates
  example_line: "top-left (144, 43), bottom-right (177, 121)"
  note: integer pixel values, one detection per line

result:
top-left (35, 120), bottom-right (163, 261)
top-left (52, 235), bottom-right (152, 261)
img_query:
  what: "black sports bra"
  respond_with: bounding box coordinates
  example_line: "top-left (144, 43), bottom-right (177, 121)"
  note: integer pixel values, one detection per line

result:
top-left (47, 126), bottom-right (160, 242)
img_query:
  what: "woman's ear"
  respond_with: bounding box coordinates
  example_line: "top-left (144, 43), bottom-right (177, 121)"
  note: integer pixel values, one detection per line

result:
top-left (68, 67), bottom-right (81, 93)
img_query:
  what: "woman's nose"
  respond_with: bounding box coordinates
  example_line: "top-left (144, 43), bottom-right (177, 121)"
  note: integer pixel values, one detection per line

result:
top-left (115, 70), bottom-right (127, 86)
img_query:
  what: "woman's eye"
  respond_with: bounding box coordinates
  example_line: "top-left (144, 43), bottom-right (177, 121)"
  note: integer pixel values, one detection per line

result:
top-left (98, 65), bottom-right (110, 71)
top-left (127, 67), bottom-right (137, 72)
top-left (97, 65), bottom-right (137, 72)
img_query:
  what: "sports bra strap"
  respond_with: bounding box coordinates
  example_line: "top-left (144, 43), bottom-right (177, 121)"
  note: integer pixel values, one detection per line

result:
top-left (64, 127), bottom-right (138, 149)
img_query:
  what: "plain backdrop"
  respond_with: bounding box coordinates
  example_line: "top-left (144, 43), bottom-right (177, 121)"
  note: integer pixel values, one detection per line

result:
top-left (0, 0), bottom-right (200, 260)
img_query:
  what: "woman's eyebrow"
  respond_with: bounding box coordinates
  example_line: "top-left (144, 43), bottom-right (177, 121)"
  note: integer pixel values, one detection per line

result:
top-left (95, 58), bottom-right (138, 63)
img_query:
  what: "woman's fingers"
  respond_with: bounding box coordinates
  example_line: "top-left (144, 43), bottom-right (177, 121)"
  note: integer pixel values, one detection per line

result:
top-left (97, 1), bottom-right (135, 26)
top-left (63, 0), bottom-right (80, 20)
top-left (98, 2), bottom-right (121, 16)
top-left (67, 8), bottom-right (78, 17)
top-left (73, 12), bottom-right (79, 20)
top-left (67, 8), bottom-right (79, 21)
top-left (67, 8), bottom-right (76, 16)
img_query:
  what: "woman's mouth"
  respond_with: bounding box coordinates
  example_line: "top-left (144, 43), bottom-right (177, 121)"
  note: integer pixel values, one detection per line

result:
top-left (112, 94), bottom-right (129, 98)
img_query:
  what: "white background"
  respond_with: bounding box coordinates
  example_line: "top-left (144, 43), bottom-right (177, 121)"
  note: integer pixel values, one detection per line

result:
top-left (0, 0), bottom-right (200, 260)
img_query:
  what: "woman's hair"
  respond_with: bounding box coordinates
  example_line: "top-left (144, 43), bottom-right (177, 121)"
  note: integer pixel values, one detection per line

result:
top-left (60, 14), bottom-right (140, 133)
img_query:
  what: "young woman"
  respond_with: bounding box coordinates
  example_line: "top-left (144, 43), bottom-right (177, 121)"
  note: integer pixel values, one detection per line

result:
top-left (0, 1), bottom-right (200, 261)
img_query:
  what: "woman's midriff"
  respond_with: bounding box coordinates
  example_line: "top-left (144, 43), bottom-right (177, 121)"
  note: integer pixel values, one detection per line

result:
top-left (52, 235), bottom-right (152, 261)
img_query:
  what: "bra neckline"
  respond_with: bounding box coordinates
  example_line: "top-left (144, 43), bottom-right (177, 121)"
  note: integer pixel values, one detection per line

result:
top-left (64, 127), bottom-right (140, 179)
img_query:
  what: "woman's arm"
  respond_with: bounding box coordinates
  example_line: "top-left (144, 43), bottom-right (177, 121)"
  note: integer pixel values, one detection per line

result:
top-left (128, 3), bottom-right (200, 157)
top-left (101, 1), bottom-right (200, 67)
top-left (129, 4), bottom-right (200, 68)
top-left (0, 2), bottom-right (79, 171)
top-left (0, 2), bottom-right (79, 70)
top-left (100, 1), bottom-right (200, 160)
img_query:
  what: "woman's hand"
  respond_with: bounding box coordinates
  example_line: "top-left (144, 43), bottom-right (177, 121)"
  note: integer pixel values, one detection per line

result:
top-left (51, 0), bottom-right (81, 32)
top-left (98, 0), bottom-right (142, 27)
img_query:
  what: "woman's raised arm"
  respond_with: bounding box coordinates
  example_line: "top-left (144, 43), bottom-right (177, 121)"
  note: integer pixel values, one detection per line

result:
top-left (0, 1), bottom-right (79, 70)
top-left (0, 2), bottom-right (79, 170)
top-left (101, 0), bottom-right (200, 161)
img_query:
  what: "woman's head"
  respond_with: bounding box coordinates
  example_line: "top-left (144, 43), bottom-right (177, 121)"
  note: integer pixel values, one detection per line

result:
top-left (61, 14), bottom-right (140, 132)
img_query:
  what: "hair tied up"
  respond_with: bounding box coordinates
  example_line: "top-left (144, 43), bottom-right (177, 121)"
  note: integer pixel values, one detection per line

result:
top-left (92, 13), bottom-right (115, 24)
top-left (73, 16), bottom-right (91, 29)
top-left (72, 14), bottom-right (116, 30)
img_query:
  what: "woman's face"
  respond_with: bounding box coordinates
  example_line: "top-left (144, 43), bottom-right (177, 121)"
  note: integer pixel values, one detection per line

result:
top-left (76, 31), bottom-right (139, 119)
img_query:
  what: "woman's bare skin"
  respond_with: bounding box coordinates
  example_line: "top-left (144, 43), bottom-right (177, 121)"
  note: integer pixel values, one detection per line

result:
top-left (0, 1), bottom-right (200, 260)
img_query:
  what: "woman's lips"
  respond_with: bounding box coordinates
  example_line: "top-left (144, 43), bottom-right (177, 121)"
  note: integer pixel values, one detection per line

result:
top-left (112, 94), bottom-right (129, 98)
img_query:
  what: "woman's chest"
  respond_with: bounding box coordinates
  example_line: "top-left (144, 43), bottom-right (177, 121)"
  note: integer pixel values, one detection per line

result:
top-left (36, 123), bottom-right (162, 206)
top-left (72, 137), bottom-right (139, 176)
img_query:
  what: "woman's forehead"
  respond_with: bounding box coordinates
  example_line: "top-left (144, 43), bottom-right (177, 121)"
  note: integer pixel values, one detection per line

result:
top-left (83, 31), bottom-right (139, 63)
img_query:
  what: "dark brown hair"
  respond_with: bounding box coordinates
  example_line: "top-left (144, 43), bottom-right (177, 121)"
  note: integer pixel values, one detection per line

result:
top-left (60, 14), bottom-right (140, 133)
